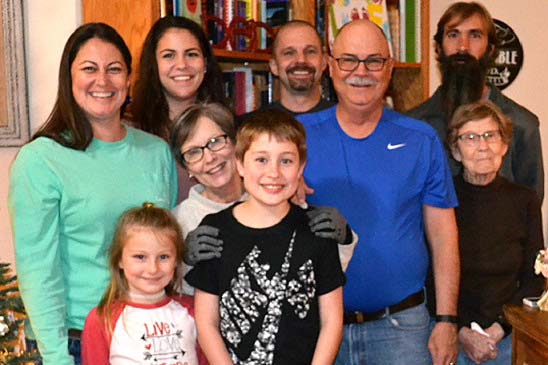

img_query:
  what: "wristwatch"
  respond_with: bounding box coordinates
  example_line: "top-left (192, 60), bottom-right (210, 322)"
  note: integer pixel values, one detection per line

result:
top-left (435, 315), bottom-right (458, 324)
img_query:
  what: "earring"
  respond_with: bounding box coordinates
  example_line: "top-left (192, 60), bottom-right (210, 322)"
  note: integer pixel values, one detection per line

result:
top-left (188, 173), bottom-right (193, 179)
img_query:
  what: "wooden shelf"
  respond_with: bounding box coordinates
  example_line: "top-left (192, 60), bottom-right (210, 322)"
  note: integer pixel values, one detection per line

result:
top-left (394, 62), bottom-right (422, 69)
top-left (82, 0), bottom-right (430, 111)
top-left (213, 51), bottom-right (422, 68)
top-left (213, 49), bottom-right (271, 62)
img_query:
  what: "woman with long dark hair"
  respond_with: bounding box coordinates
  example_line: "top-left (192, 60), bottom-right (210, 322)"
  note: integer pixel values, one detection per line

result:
top-left (132, 16), bottom-right (226, 201)
top-left (8, 23), bottom-right (176, 365)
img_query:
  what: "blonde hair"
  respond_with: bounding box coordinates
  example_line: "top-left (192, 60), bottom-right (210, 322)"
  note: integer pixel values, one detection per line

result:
top-left (96, 202), bottom-right (184, 335)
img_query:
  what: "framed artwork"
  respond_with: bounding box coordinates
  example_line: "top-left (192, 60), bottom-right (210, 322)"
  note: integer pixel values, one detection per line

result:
top-left (326, 0), bottom-right (392, 51)
top-left (1, 0), bottom-right (29, 147)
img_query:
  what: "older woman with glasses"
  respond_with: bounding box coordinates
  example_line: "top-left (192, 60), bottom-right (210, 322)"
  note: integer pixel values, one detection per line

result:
top-left (169, 103), bottom-right (357, 294)
top-left (447, 100), bottom-right (544, 365)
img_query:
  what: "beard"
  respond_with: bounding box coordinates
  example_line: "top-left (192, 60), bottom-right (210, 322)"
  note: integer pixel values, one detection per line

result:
top-left (439, 51), bottom-right (491, 120)
top-left (285, 63), bottom-right (317, 92)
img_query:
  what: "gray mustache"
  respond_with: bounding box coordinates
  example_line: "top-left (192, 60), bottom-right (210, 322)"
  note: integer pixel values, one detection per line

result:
top-left (345, 77), bottom-right (378, 86)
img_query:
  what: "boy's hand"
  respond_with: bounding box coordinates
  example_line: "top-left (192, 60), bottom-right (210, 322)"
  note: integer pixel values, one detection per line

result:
top-left (184, 225), bottom-right (223, 265)
top-left (307, 206), bottom-right (349, 245)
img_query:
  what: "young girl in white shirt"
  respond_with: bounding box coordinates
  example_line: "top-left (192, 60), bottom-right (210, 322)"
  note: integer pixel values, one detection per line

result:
top-left (82, 203), bottom-right (206, 365)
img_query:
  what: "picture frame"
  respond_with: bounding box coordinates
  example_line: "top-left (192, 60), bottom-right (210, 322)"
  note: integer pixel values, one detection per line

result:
top-left (326, 0), bottom-right (392, 52)
top-left (1, 0), bottom-right (29, 147)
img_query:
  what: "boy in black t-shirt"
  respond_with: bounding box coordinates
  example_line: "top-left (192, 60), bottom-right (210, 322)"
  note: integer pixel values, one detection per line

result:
top-left (186, 110), bottom-right (345, 365)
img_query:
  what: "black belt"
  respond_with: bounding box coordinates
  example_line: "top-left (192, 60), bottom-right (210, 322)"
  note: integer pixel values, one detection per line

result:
top-left (344, 290), bottom-right (425, 324)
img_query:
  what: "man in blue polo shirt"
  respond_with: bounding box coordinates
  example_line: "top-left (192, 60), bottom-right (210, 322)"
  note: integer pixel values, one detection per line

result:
top-left (297, 20), bottom-right (460, 365)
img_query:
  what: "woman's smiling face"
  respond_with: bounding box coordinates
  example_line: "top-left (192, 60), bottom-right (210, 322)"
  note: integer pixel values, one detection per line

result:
top-left (156, 28), bottom-right (206, 109)
top-left (181, 116), bottom-right (237, 191)
top-left (71, 37), bottom-right (130, 125)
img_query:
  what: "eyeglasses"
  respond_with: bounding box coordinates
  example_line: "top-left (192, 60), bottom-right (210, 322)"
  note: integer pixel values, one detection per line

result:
top-left (457, 130), bottom-right (502, 146)
top-left (330, 55), bottom-right (389, 72)
top-left (181, 134), bottom-right (229, 164)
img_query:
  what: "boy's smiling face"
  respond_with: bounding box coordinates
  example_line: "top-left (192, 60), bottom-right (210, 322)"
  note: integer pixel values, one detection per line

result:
top-left (237, 133), bottom-right (304, 211)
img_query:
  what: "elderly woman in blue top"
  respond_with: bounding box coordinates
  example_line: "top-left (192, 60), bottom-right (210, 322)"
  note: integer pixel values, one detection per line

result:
top-left (8, 23), bottom-right (177, 365)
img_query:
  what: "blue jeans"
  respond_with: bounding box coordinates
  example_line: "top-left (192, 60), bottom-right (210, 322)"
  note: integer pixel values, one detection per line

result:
top-left (335, 302), bottom-right (431, 365)
top-left (457, 334), bottom-right (512, 365)
top-left (25, 338), bottom-right (81, 365)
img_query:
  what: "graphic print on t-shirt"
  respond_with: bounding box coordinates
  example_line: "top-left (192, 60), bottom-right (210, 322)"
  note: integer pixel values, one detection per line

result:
top-left (219, 231), bottom-right (317, 364)
top-left (141, 320), bottom-right (189, 364)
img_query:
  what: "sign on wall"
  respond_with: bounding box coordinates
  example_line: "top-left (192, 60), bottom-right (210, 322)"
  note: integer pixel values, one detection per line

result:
top-left (487, 19), bottom-right (523, 90)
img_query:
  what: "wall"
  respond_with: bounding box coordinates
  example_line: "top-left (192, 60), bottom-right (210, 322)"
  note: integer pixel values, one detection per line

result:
top-left (1, 0), bottom-right (547, 269)
top-left (430, 0), bottom-right (548, 239)
top-left (0, 2), bottom-right (80, 267)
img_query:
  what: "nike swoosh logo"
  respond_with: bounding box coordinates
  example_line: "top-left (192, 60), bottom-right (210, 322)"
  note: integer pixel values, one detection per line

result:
top-left (387, 143), bottom-right (406, 150)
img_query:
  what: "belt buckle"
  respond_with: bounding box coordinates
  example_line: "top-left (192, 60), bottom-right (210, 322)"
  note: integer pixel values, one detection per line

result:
top-left (355, 312), bottom-right (365, 324)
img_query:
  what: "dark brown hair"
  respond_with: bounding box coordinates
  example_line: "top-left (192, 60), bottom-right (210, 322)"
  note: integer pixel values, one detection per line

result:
top-left (235, 109), bottom-right (307, 164)
top-left (32, 23), bottom-right (132, 150)
top-left (132, 16), bottom-right (226, 137)
top-left (434, 1), bottom-right (498, 61)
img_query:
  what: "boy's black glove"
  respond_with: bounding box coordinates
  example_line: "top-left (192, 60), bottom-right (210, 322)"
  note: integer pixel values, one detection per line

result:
top-left (306, 206), bottom-right (351, 245)
top-left (184, 225), bottom-right (223, 266)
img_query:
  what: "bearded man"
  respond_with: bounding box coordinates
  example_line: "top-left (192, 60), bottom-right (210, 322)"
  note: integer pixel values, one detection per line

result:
top-left (408, 1), bottom-right (543, 201)
top-left (238, 20), bottom-right (333, 124)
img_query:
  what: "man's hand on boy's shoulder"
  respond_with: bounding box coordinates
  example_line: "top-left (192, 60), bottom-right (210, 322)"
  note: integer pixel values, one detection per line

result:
top-left (306, 206), bottom-right (352, 245)
top-left (291, 176), bottom-right (314, 208)
top-left (184, 225), bottom-right (223, 266)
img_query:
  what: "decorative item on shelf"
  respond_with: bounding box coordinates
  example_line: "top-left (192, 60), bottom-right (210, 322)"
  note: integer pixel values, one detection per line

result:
top-left (0, 261), bottom-right (41, 364)
top-left (534, 250), bottom-right (548, 311)
top-left (326, 0), bottom-right (393, 53)
top-left (202, 14), bottom-right (274, 53)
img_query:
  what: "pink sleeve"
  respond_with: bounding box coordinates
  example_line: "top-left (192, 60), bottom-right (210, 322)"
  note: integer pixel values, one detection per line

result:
top-left (173, 295), bottom-right (209, 365)
top-left (81, 307), bottom-right (110, 365)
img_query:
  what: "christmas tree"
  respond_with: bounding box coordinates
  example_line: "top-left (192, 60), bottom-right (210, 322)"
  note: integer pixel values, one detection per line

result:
top-left (0, 261), bottom-right (40, 365)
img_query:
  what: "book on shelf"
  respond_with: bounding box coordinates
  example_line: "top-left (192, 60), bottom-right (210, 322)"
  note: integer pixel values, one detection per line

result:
top-left (327, 0), bottom-right (393, 55)
top-left (173, 0), bottom-right (201, 24)
top-left (387, 1), bottom-right (400, 62)
top-left (233, 69), bottom-right (248, 114)
top-left (414, 0), bottom-right (421, 63)
top-left (204, 1), bottom-right (225, 44)
top-left (398, 0), bottom-right (420, 62)
top-left (223, 66), bottom-right (272, 115)
top-left (266, 0), bottom-right (289, 27)
top-left (315, 0), bottom-right (327, 41)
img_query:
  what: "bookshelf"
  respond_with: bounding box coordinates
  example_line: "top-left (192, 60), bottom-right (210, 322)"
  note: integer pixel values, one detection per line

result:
top-left (82, 0), bottom-right (430, 112)
top-left (389, 1), bottom-right (430, 111)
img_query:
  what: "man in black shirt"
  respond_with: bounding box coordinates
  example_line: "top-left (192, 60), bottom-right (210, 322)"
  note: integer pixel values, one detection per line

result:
top-left (238, 20), bottom-right (334, 125)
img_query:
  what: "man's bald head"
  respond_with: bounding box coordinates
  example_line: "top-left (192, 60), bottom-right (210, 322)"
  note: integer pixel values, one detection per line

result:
top-left (332, 20), bottom-right (389, 55)
top-left (328, 19), bottom-right (393, 117)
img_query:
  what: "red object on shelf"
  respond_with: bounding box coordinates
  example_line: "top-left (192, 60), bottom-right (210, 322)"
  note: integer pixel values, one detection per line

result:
top-left (202, 14), bottom-right (274, 53)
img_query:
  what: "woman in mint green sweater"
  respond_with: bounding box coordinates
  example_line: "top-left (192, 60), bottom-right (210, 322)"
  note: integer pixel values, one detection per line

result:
top-left (8, 23), bottom-right (177, 365)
